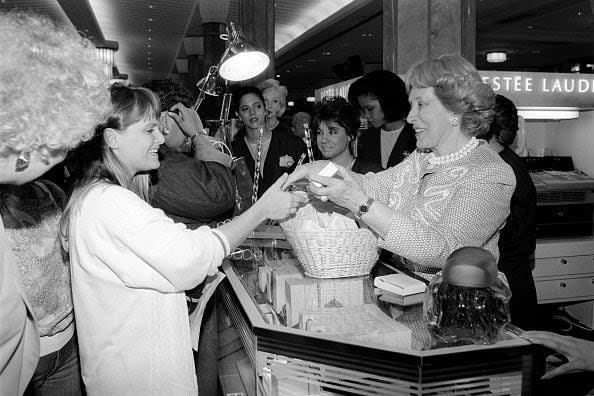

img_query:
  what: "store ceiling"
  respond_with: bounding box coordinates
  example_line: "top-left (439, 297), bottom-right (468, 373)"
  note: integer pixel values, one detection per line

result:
top-left (1, 0), bottom-right (592, 98)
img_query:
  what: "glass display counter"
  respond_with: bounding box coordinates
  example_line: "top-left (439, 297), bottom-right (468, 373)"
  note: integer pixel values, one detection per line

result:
top-left (217, 227), bottom-right (543, 395)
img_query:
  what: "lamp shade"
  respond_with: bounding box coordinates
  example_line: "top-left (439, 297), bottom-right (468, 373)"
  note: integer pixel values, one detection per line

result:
top-left (218, 22), bottom-right (270, 81)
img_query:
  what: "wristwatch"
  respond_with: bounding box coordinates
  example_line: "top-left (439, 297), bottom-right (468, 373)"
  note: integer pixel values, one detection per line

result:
top-left (355, 197), bottom-right (374, 219)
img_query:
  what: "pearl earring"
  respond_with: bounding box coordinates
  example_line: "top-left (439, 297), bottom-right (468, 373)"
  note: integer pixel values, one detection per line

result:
top-left (450, 117), bottom-right (460, 126)
top-left (15, 152), bottom-right (31, 172)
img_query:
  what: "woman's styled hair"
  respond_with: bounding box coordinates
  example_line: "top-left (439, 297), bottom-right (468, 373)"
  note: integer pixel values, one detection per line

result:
top-left (347, 70), bottom-right (410, 122)
top-left (61, 85), bottom-right (161, 242)
top-left (311, 97), bottom-right (361, 140)
top-left (482, 95), bottom-right (519, 147)
top-left (0, 11), bottom-right (110, 157)
top-left (406, 54), bottom-right (495, 137)
top-left (257, 79), bottom-right (288, 106)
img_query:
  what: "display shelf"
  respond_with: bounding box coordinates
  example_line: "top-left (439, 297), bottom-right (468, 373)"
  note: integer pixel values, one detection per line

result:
top-left (218, 236), bottom-right (544, 395)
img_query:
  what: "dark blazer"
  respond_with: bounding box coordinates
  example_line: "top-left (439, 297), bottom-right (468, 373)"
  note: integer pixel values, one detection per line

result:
top-left (232, 125), bottom-right (307, 197)
top-left (357, 122), bottom-right (417, 169)
top-left (351, 158), bottom-right (383, 174)
top-left (497, 147), bottom-right (538, 329)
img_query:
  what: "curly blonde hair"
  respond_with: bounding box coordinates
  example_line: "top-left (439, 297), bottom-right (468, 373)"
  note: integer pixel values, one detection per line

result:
top-left (0, 11), bottom-right (111, 156)
top-left (406, 54), bottom-right (495, 137)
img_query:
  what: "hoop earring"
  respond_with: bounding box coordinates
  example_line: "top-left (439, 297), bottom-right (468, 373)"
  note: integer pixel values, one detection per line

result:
top-left (15, 152), bottom-right (31, 172)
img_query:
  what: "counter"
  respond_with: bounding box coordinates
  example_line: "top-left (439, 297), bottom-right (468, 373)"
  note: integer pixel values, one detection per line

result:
top-left (217, 232), bottom-right (543, 395)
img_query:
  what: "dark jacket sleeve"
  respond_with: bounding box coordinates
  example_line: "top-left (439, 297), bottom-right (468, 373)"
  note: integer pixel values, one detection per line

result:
top-left (151, 149), bottom-right (236, 228)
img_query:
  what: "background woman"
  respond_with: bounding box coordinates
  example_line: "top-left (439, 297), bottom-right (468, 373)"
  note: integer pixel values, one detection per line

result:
top-left (0, 11), bottom-right (110, 395)
top-left (257, 78), bottom-right (292, 134)
top-left (348, 70), bottom-right (417, 169)
top-left (231, 86), bottom-right (306, 197)
top-left (285, 54), bottom-right (515, 278)
top-left (62, 85), bottom-right (305, 395)
top-left (312, 97), bottom-right (382, 174)
top-left (481, 94), bottom-right (539, 330)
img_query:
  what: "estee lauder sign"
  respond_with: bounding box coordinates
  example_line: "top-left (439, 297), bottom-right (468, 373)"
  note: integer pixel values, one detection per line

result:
top-left (480, 71), bottom-right (594, 109)
top-left (315, 71), bottom-right (594, 109)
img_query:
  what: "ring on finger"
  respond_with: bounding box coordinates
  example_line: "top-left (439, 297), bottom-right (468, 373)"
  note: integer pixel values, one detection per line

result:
top-left (320, 195), bottom-right (328, 202)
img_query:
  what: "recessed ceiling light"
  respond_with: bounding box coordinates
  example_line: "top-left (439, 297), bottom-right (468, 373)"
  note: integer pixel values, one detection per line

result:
top-left (147, 44), bottom-right (151, 48)
top-left (275, 74), bottom-right (280, 78)
top-left (148, 37), bottom-right (152, 41)
top-left (486, 52), bottom-right (507, 63)
top-left (322, 51), bottom-right (331, 55)
top-left (578, 10), bottom-right (584, 16)
top-left (527, 25), bottom-right (533, 29)
top-left (148, 18), bottom-right (153, 22)
top-left (306, 58), bottom-right (316, 63)
top-left (148, 4), bottom-right (153, 8)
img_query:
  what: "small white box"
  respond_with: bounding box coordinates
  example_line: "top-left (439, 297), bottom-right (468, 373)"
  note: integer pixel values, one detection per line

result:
top-left (374, 273), bottom-right (426, 296)
top-left (312, 161), bottom-right (339, 188)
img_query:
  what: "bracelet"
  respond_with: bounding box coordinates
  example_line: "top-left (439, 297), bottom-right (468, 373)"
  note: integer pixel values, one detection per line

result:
top-left (211, 228), bottom-right (230, 257)
top-left (189, 131), bottom-right (201, 140)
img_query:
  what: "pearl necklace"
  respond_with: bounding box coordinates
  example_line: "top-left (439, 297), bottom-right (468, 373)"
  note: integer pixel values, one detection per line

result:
top-left (427, 137), bottom-right (479, 166)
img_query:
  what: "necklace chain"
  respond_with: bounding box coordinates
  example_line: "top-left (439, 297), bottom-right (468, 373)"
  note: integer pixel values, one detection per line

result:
top-left (427, 137), bottom-right (479, 166)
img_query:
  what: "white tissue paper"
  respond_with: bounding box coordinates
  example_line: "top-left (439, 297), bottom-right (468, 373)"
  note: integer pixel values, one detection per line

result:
top-left (300, 212), bottom-right (358, 232)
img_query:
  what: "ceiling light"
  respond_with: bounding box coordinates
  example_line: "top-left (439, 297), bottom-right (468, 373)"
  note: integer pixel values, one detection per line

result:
top-left (486, 52), bottom-right (507, 63)
top-left (517, 107), bottom-right (579, 120)
top-left (287, 101), bottom-right (294, 107)
top-left (306, 97), bottom-right (315, 103)
top-left (322, 51), bottom-right (331, 56)
top-left (275, 74), bottom-right (280, 78)
top-left (148, 18), bottom-right (153, 22)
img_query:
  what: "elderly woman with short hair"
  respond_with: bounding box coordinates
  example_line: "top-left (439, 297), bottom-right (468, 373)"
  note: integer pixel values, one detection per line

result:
top-left (285, 54), bottom-right (515, 278)
top-left (257, 78), bottom-right (292, 134)
top-left (0, 10), bottom-right (110, 394)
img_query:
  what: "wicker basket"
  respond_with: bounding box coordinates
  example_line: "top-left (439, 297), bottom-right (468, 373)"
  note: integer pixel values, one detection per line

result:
top-left (280, 204), bottom-right (379, 278)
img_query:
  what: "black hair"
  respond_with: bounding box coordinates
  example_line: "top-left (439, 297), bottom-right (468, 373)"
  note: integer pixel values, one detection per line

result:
top-left (142, 79), bottom-right (193, 111)
top-left (482, 95), bottom-right (518, 147)
top-left (311, 96), bottom-right (360, 139)
top-left (231, 85), bottom-right (265, 113)
top-left (347, 70), bottom-right (410, 121)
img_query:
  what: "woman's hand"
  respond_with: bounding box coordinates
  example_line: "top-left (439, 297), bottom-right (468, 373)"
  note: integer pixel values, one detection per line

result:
top-left (167, 103), bottom-right (204, 137)
top-left (308, 163), bottom-right (368, 213)
top-left (282, 160), bottom-right (329, 190)
top-left (255, 173), bottom-right (308, 220)
top-left (521, 330), bottom-right (594, 379)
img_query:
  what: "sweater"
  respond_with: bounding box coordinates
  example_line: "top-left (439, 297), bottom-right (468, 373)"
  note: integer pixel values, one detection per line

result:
top-left (69, 184), bottom-right (227, 395)
top-left (353, 142), bottom-right (516, 273)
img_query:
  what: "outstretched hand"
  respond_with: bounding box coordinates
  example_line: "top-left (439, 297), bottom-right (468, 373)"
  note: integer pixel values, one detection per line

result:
top-left (282, 160), bottom-right (329, 190)
top-left (308, 163), bottom-right (368, 213)
top-left (521, 330), bottom-right (594, 379)
top-left (257, 173), bottom-right (308, 220)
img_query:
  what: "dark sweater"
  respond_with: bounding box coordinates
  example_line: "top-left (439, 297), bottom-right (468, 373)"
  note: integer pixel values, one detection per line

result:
top-left (498, 147), bottom-right (539, 329)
